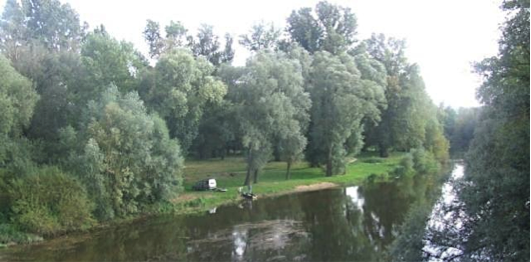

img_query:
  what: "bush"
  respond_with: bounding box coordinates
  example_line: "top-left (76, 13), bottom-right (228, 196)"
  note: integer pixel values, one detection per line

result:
top-left (410, 148), bottom-right (439, 174)
top-left (0, 223), bottom-right (42, 244)
top-left (7, 167), bottom-right (95, 235)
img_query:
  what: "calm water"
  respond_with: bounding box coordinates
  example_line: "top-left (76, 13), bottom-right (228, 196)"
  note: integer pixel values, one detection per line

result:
top-left (0, 167), bottom-right (451, 262)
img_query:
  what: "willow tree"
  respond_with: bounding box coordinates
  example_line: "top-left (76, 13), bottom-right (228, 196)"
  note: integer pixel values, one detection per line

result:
top-left (286, 1), bottom-right (357, 54)
top-left (234, 51), bottom-right (310, 185)
top-left (307, 51), bottom-right (385, 176)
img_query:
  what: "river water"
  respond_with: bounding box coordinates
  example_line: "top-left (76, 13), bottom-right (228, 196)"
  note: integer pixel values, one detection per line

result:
top-left (0, 164), bottom-right (459, 261)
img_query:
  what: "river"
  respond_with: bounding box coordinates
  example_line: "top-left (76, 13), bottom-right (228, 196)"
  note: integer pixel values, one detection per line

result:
top-left (0, 164), bottom-right (461, 261)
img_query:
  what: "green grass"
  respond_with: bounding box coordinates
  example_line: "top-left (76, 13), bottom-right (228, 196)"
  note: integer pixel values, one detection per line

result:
top-left (172, 152), bottom-right (405, 212)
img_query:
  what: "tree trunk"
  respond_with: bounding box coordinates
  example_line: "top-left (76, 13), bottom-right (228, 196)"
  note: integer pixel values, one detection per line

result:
top-left (243, 166), bottom-right (251, 186)
top-left (326, 151), bottom-right (333, 177)
top-left (379, 142), bottom-right (389, 158)
top-left (253, 169), bottom-right (259, 184)
top-left (286, 160), bottom-right (292, 180)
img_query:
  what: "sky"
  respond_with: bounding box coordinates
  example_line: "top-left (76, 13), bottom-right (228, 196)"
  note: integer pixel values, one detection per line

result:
top-left (1, 0), bottom-right (505, 108)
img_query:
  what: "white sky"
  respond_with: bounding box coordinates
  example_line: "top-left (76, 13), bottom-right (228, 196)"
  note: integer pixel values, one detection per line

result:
top-left (1, 0), bottom-right (505, 108)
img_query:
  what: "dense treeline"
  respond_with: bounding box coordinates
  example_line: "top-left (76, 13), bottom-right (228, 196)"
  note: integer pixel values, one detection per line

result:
top-left (440, 106), bottom-right (481, 155)
top-left (398, 0), bottom-right (529, 261)
top-left (0, 0), bottom-right (448, 239)
top-left (456, 0), bottom-right (529, 260)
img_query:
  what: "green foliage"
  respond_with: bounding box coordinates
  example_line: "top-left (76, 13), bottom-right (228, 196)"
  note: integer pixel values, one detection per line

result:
top-left (451, 1), bottom-right (530, 260)
top-left (142, 49), bottom-right (227, 153)
top-left (441, 106), bottom-right (480, 154)
top-left (0, 223), bottom-right (42, 244)
top-left (0, 55), bottom-right (38, 137)
top-left (389, 203), bottom-right (431, 261)
top-left (0, 0), bottom-right (84, 57)
top-left (188, 24), bottom-right (234, 66)
top-left (239, 21), bottom-right (281, 51)
top-left (410, 148), bottom-right (439, 175)
top-left (80, 27), bottom-right (147, 100)
top-left (307, 51), bottom-right (385, 176)
top-left (7, 166), bottom-right (94, 235)
top-left (0, 55), bottom-right (39, 172)
top-left (233, 50), bottom-right (310, 184)
top-left (287, 1), bottom-right (357, 54)
top-left (69, 86), bottom-right (184, 219)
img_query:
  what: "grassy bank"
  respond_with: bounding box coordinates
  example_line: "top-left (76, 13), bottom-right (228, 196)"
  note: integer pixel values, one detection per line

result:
top-left (0, 152), bottom-right (406, 247)
top-left (169, 152), bottom-right (405, 213)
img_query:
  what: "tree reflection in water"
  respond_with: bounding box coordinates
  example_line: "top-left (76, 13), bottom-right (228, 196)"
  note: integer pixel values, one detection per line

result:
top-left (1, 170), bottom-right (446, 261)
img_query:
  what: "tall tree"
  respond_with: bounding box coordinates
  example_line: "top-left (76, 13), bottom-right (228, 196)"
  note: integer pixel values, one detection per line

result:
top-left (233, 51), bottom-right (310, 185)
top-left (188, 24), bottom-right (222, 65)
top-left (363, 34), bottom-right (432, 157)
top-left (164, 20), bottom-right (188, 51)
top-left (286, 1), bottom-right (357, 54)
top-left (239, 21), bottom-right (282, 52)
top-left (143, 19), bottom-right (164, 59)
top-left (307, 51), bottom-right (384, 176)
top-left (0, 0), bottom-right (84, 53)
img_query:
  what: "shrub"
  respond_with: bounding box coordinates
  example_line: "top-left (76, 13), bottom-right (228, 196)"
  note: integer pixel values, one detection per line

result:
top-left (7, 166), bottom-right (95, 235)
top-left (0, 223), bottom-right (42, 244)
top-left (410, 148), bottom-right (439, 174)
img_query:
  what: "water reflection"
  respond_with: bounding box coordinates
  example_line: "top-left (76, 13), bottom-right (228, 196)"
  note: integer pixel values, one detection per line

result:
top-left (1, 171), bottom-right (442, 261)
top-left (345, 186), bottom-right (365, 211)
top-left (424, 163), bottom-right (465, 260)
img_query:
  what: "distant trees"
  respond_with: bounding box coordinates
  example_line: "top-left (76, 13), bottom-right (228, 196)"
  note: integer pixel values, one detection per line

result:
top-left (440, 107), bottom-right (480, 154)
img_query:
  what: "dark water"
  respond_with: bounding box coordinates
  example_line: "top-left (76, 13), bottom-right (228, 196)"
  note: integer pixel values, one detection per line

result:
top-left (0, 171), bottom-right (445, 262)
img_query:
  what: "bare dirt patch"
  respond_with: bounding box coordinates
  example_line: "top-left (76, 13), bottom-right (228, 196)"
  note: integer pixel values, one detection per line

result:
top-left (293, 182), bottom-right (338, 193)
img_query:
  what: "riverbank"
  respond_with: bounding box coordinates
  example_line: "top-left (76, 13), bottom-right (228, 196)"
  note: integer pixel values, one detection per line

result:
top-left (1, 152), bottom-right (406, 248)
top-left (167, 152), bottom-right (405, 213)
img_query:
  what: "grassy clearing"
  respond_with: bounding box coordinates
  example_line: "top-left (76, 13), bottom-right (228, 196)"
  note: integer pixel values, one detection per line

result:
top-left (172, 152), bottom-right (405, 212)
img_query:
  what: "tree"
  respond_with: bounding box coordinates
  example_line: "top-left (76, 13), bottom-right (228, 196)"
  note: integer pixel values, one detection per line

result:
top-left (65, 85), bottom-right (184, 219)
top-left (80, 26), bottom-right (147, 99)
top-left (363, 34), bottom-right (435, 157)
top-left (307, 51), bottom-right (384, 176)
top-left (286, 1), bottom-right (357, 54)
top-left (0, 0), bottom-right (84, 54)
top-left (221, 33), bottom-right (235, 64)
top-left (143, 19), bottom-right (164, 59)
top-left (164, 20), bottom-right (188, 51)
top-left (141, 49), bottom-right (227, 154)
top-left (188, 24), bottom-right (223, 66)
top-left (239, 21), bottom-right (281, 52)
top-left (232, 51), bottom-right (310, 185)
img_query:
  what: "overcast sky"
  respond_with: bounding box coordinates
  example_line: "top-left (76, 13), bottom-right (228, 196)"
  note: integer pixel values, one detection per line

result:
top-left (1, 0), bottom-right (505, 108)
